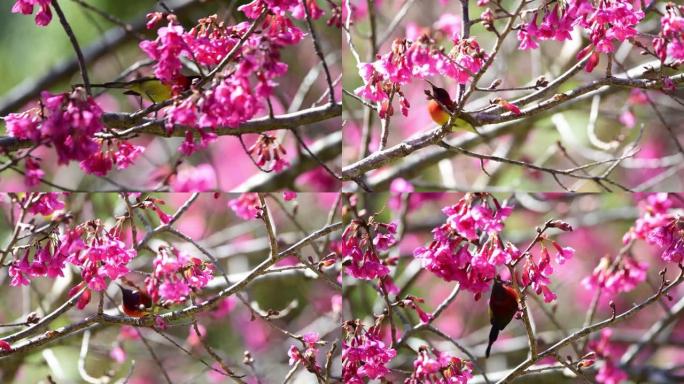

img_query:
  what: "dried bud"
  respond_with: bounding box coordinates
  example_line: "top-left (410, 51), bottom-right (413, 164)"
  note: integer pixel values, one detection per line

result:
top-left (548, 220), bottom-right (574, 231)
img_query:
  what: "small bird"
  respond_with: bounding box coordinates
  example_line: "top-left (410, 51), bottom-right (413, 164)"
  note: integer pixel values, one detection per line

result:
top-left (118, 283), bottom-right (152, 318)
top-left (486, 277), bottom-right (519, 358)
top-left (87, 75), bottom-right (198, 103)
top-left (424, 80), bottom-right (474, 131)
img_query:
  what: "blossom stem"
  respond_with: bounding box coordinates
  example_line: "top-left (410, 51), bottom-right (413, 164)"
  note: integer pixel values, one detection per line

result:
top-left (51, 0), bottom-right (92, 96)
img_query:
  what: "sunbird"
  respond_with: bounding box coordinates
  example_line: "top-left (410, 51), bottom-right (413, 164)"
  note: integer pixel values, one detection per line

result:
top-left (486, 277), bottom-right (519, 358)
top-left (424, 80), bottom-right (474, 132)
top-left (88, 75), bottom-right (198, 103)
top-left (118, 283), bottom-right (152, 318)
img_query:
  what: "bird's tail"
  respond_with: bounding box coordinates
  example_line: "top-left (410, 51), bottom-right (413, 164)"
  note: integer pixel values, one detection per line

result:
top-left (486, 326), bottom-right (499, 358)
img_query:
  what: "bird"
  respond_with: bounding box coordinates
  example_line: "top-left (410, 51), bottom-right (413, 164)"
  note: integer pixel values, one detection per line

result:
top-left (118, 283), bottom-right (153, 318)
top-left (424, 80), bottom-right (475, 132)
top-left (86, 75), bottom-right (198, 103)
top-left (486, 277), bottom-right (519, 358)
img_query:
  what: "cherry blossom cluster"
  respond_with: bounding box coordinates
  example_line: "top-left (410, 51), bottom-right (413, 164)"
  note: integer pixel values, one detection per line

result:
top-left (340, 213), bottom-right (397, 280)
top-left (228, 192), bottom-right (261, 220)
top-left (414, 194), bottom-right (575, 302)
top-left (405, 346), bottom-right (473, 384)
top-left (413, 194), bottom-right (513, 298)
top-left (587, 329), bottom-right (628, 384)
top-left (517, 0), bottom-right (644, 70)
top-left (144, 246), bottom-right (215, 304)
top-left (11, 0), bottom-right (52, 26)
top-left (142, 1), bottom-right (323, 157)
top-left (624, 193), bottom-right (684, 264)
top-left (4, 88), bottom-right (143, 185)
top-left (355, 34), bottom-right (487, 118)
top-left (581, 253), bottom-right (648, 296)
top-left (287, 332), bottom-right (322, 374)
top-left (61, 221), bottom-right (137, 293)
top-left (8, 194), bottom-right (136, 295)
top-left (656, 3), bottom-right (684, 61)
top-left (342, 319), bottom-right (397, 383)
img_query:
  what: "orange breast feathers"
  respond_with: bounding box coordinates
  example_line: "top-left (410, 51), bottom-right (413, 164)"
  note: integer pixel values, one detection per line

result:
top-left (428, 99), bottom-right (451, 125)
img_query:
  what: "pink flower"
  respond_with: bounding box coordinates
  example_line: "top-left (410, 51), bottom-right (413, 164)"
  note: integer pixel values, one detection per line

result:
top-left (27, 193), bottom-right (64, 216)
top-left (228, 193), bottom-right (261, 220)
top-left (282, 191), bottom-right (297, 201)
top-left (145, 247), bottom-right (214, 304)
top-left (343, 321), bottom-right (396, 382)
top-left (414, 195), bottom-right (517, 298)
top-left (582, 255), bottom-right (647, 295)
top-left (114, 141), bottom-right (144, 170)
top-left (139, 22), bottom-right (188, 84)
top-left (12, 0), bottom-right (52, 26)
top-left (341, 219), bottom-right (397, 280)
top-left (517, 14), bottom-right (540, 50)
top-left (406, 347), bottom-right (473, 384)
top-left (589, 329), bottom-right (628, 384)
top-left (288, 332), bottom-right (321, 373)
top-left (24, 158), bottom-right (44, 187)
top-left (62, 225), bottom-right (136, 292)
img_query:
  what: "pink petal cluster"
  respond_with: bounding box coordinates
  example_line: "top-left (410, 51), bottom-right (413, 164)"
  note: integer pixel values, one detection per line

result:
top-left (63, 224), bottom-right (137, 291)
top-left (8, 245), bottom-right (68, 287)
top-left (287, 332), bottom-right (321, 374)
top-left (27, 193), bottom-right (64, 216)
top-left (520, 246), bottom-right (558, 303)
top-left (405, 346), bottom-right (473, 384)
top-left (355, 35), bottom-right (487, 116)
top-left (582, 255), bottom-right (647, 295)
top-left (655, 5), bottom-right (684, 61)
top-left (4, 89), bottom-right (108, 182)
top-left (341, 219), bottom-right (397, 280)
top-left (145, 247), bottom-right (215, 304)
top-left (79, 140), bottom-right (144, 176)
top-left (413, 195), bottom-right (513, 297)
top-left (343, 321), bottom-right (397, 382)
top-left (624, 193), bottom-right (684, 263)
top-left (589, 329), bottom-right (628, 384)
top-left (11, 0), bottom-right (52, 26)
top-left (282, 191), bottom-right (297, 201)
top-left (517, 0), bottom-right (644, 72)
top-left (238, 0), bottom-right (322, 20)
top-left (140, 8), bottom-right (306, 161)
top-left (228, 193), bottom-right (261, 220)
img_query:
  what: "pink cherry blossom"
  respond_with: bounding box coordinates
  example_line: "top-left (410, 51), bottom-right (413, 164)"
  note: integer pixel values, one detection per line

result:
top-left (145, 246), bottom-right (214, 304)
top-left (228, 193), bottom-right (261, 220)
top-left (406, 346), bottom-right (473, 384)
top-left (27, 193), bottom-right (64, 216)
top-left (12, 0), bottom-right (52, 26)
top-left (343, 321), bottom-right (396, 382)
